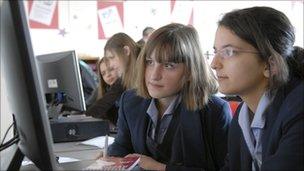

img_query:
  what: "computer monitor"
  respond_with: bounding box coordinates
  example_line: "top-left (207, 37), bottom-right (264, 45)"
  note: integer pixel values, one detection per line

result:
top-left (36, 50), bottom-right (86, 117)
top-left (1, 1), bottom-right (58, 170)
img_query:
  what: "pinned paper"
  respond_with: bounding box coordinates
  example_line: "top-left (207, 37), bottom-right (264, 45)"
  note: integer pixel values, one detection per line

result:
top-left (98, 6), bottom-right (124, 38)
top-left (29, 1), bottom-right (57, 26)
top-left (97, 1), bottom-right (124, 39)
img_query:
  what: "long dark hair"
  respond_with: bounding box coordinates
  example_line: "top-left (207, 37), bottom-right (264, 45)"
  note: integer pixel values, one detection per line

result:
top-left (218, 6), bottom-right (304, 93)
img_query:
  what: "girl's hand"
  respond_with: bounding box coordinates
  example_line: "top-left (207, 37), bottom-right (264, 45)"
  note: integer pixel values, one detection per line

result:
top-left (126, 153), bottom-right (166, 171)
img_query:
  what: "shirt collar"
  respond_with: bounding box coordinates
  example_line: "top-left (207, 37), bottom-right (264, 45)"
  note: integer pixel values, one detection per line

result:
top-left (251, 93), bottom-right (272, 129)
top-left (146, 94), bottom-right (181, 125)
top-left (147, 98), bottom-right (158, 125)
top-left (163, 94), bottom-right (181, 115)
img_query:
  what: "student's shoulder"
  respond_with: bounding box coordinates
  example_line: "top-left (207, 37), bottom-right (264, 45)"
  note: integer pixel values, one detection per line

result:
top-left (208, 95), bottom-right (229, 108)
top-left (121, 89), bottom-right (139, 99)
top-left (278, 79), bottom-right (304, 122)
top-left (207, 95), bottom-right (232, 118)
top-left (120, 89), bottom-right (148, 107)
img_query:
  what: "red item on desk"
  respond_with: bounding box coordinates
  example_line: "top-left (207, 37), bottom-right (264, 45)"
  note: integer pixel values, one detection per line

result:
top-left (86, 156), bottom-right (140, 171)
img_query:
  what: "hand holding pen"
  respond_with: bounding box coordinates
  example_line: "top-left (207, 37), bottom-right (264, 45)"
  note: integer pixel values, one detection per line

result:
top-left (94, 134), bottom-right (108, 159)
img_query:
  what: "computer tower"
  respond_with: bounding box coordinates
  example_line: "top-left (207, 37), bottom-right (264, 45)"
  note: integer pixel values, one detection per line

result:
top-left (50, 116), bottom-right (109, 143)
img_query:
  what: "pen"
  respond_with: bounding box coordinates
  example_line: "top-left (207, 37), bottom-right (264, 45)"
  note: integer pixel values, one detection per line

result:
top-left (103, 134), bottom-right (108, 158)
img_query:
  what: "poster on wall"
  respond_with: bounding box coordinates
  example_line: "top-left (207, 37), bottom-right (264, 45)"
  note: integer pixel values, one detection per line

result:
top-left (97, 1), bottom-right (124, 39)
top-left (28, 0), bottom-right (59, 29)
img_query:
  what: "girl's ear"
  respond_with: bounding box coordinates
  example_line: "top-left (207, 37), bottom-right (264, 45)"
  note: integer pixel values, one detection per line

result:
top-left (187, 72), bottom-right (192, 81)
top-left (184, 69), bottom-right (191, 82)
top-left (123, 46), bottom-right (130, 56)
top-left (263, 63), bottom-right (270, 78)
top-left (263, 56), bottom-right (278, 78)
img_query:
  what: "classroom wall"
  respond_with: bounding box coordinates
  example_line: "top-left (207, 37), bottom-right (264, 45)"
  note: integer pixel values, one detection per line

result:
top-left (25, 1), bottom-right (303, 59)
top-left (1, 0), bottom-right (303, 142)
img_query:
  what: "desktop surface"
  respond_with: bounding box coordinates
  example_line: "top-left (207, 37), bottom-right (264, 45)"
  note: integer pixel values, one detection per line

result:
top-left (21, 141), bottom-right (101, 170)
top-left (21, 159), bottom-right (95, 170)
top-left (53, 141), bottom-right (101, 160)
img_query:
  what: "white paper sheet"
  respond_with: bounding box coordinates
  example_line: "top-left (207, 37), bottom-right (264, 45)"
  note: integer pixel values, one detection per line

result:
top-left (29, 1), bottom-right (57, 26)
top-left (22, 157), bottom-right (79, 166)
top-left (80, 136), bottom-right (115, 149)
top-left (98, 6), bottom-right (124, 38)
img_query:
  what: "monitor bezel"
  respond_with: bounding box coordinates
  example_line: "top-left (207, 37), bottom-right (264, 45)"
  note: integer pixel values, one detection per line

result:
top-left (36, 50), bottom-right (87, 115)
top-left (1, 1), bottom-right (59, 170)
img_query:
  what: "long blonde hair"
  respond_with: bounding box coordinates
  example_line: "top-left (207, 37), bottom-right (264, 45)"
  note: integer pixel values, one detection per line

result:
top-left (104, 33), bottom-right (141, 89)
top-left (136, 23), bottom-right (218, 111)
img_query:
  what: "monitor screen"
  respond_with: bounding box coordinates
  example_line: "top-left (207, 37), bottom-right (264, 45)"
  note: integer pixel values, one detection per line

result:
top-left (36, 50), bottom-right (86, 117)
top-left (1, 1), bottom-right (58, 170)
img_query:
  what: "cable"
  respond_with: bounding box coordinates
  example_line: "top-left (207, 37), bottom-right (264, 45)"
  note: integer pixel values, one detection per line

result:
top-left (0, 136), bottom-right (19, 151)
top-left (0, 136), bottom-right (18, 148)
top-left (0, 122), bottom-right (14, 145)
top-left (0, 114), bottom-right (20, 151)
top-left (1, 133), bottom-right (18, 147)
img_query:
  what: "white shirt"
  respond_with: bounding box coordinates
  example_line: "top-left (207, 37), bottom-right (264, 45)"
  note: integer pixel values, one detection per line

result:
top-left (238, 93), bottom-right (272, 171)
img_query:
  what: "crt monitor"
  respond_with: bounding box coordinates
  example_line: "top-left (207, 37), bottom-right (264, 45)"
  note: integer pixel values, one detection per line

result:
top-left (1, 1), bottom-right (58, 170)
top-left (36, 50), bottom-right (86, 116)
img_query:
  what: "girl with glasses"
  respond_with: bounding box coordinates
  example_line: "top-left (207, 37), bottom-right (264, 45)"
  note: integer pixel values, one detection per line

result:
top-left (108, 23), bottom-right (232, 170)
top-left (211, 6), bottom-right (304, 170)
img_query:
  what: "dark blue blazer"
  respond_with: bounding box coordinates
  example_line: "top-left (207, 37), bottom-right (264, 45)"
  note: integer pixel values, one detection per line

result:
top-left (108, 90), bottom-right (232, 171)
top-left (223, 78), bottom-right (304, 171)
top-left (86, 79), bottom-right (124, 124)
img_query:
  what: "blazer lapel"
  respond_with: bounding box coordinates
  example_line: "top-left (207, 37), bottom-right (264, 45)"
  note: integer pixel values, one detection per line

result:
top-left (133, 99), bottom-right (151, 155)
top-left (240, 136), bottom-right (254, 170)
top-left (263, 82), bottom-right (304, 157)
top-left (179, 107), bottom-right (205, 165)
top-left (262, 84), bottom-right (287, 158)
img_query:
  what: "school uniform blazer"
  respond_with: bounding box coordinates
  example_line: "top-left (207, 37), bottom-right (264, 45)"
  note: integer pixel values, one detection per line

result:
top-left (223, 78), bottom-right (304, 171)
top-left (108, 90), bottom-right (232, 171)
top-left (85, 79), bottom-right (124, 124)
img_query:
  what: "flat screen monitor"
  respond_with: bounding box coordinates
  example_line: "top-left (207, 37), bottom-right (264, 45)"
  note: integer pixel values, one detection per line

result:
top-left (36, 50), bottom-right (86, 117)
top-left (0, 1), bottom-right (58, 170)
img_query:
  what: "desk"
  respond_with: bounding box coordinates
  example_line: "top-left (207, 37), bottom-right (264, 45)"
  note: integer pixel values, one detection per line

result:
top-left (53, 141), bottom-right (101, 160)
top-left (21, 141), bottom-right (102, 170)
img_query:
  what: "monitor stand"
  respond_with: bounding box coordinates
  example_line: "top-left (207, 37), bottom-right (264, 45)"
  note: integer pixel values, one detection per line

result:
top-left (47, 103), bottom-right (63, 119)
